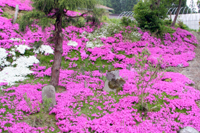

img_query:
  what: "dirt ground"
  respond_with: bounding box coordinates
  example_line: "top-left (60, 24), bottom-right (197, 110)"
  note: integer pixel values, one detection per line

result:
top-left (172, 31), bottom-right (200, 91)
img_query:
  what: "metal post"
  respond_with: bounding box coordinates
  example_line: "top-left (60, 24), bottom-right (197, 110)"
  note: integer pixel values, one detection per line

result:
top-left (170, 11), bottom-right (172, 20)
top-left (13, 4), bottom-right (19, 24)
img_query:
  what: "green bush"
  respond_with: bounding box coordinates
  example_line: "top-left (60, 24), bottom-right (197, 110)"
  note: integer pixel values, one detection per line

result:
top-left (63, 17), bottom-right (86, 28)
top-left (1, 12), bottom-right (12, 19)
top-left (107, 18), bottom-right (121, 25)
top-left (162, 25), bottom-right (175, 34)
top-left (120, 17), bottom-right (137, 27)
top-left (163, 19), bottom-right (172, 26)
top-left (133, 0), bottom-right (168, 36)
top-left (177, 20), bottom-right (189, 30)
top-left (102, 15), bottom-right (109, 22)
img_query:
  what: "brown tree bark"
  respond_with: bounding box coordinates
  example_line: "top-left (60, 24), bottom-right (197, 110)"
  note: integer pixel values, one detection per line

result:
top-left (171, 0), bottom-right (182, 27)
top-left (50, 11), bottom-right (63, 87)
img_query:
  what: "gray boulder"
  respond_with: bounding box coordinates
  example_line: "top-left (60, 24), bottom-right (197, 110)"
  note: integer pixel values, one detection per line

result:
top-left (42, 85), bottom-right (56, 112)
top-left (179, 126), bottom-right (199, 133)
top-left (106, 70), bottom-right (121, 81)
top-left (104, 80), bottom-right (117, 93)
top-left (103, 70), bottom-right (126, 93)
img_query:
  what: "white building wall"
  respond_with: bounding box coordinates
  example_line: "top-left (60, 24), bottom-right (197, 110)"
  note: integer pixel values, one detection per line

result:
top-left (168, 13), bottom-right (200, 30)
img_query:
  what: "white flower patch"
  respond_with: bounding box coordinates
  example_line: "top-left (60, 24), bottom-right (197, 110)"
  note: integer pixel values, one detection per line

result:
top-left (12, 56), bottom-right (39, 67)
top-left (132, 32), bottom-right (141, 37)
top-left (86, 41), bottom-right (94, 48)
top-left (13, 57), bottom-right (16, 60)
top-left (16, 45), bottom-right (31, 54)
top-left (67, 41), bottom-right (78, 47)
top-left (86, 40), bottom-right (104, 48)
top-left (10, 38), bottom-right (22, 41)
top-left (10, 38), bottom-right (26, 42)
top-left (0, 66), bottom-right (34, 86)
top-left (0, 48), bottom-right (10, 67)
top-left (34, 45), bottom-right (54, 55)
top-left (9, 48), bottom-right (16, 56)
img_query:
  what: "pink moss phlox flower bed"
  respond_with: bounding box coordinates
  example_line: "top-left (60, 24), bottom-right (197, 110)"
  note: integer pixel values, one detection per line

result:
top-left (0, 2), bottom-right (200, 132)
top-left (1, 69), bottom-right (200, 132)
top-left (0, 0), bottom-right (32, 10)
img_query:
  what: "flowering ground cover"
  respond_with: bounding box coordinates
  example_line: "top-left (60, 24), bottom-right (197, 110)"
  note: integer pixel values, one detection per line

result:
top-left (0, 1), bottom-right (200, 133)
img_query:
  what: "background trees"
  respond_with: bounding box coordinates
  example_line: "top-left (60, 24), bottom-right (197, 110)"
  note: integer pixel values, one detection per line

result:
top-left (99, 0), bottom-right (138, 14)
top-left (18, 0), bottom-right (97, 87)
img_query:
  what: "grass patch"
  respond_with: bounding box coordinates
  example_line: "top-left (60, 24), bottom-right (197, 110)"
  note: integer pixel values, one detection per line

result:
top-left (165, 67), bottom-right (175, 72)
top-left (71, 90), bottom-right (133, 120)
top-left (15, 75), bottom-right (51, 85)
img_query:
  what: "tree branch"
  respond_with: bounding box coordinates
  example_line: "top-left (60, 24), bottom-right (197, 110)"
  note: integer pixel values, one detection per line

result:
top-left (64, 10), bottom-right (93, 18)
top-left (47, 8), bottom-right (59, 18)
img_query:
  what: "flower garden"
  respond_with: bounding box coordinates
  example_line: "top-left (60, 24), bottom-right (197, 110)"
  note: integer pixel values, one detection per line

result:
top-left (0, 0), bottom-right (200, 133)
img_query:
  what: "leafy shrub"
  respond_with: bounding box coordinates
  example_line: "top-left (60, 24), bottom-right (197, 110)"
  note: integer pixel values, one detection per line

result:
top-left (102, 15), bottom-right (109, 22)
top-left (107, 18), bottom-right (121, 25)
top-left (23, 93), bottom-right (57, 129)
top-left (103, 24), bottom-right (124, 37)
top-left (63, 17), bottom-right (86, 28)
top-left (163, 19), bottom-right (172, 26)
top-left (85, 16), bottom-right (101, 27)
top-left (161, 25), bottom-right (175, 34)
top-left (134, 48), bottom-right (164, 118)
top-left (133, 0), bottom-right (168, 37)
top-left (120, 17), bottom-right (137, 27)
top-left (165, 67), bottom-right (175, 72)
top-left (31, 40), bottom-right (43, 49)
top-left (76, 17), bottom-right (86, 27)
top-left (177, 20), bottom-right (189, 30)
top-left (1, 12), bottom-right (12, 19)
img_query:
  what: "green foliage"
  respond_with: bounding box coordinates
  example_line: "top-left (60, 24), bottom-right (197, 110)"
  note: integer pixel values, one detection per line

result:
top-left (1, 12), bottom-right (12, 19)
top-left (63, 17), bottom-right (86, 28)
top-left (134, 47), bottom-right (164, 118)
top-left (70, 91), bottom-right (130, 121)
top-left (107, 18), bottom-right (121, 25)
top-left (109, 0), bottom-right (138, 14)
top-left (18, 0), bottom-right (97, 32)
top-left (133, 0), bottom-right (168, 37)
top-left (163, 19), bottom-right (172, 26)
top-left (92, 8), bottom-right (106, 20)
top-left (101, 15), bottom-right (109, 22)
top-left (177, 20), bottom-right (190, 30)
top-left (85, 15), bottom-right (101, 27)
top-left (41, 96), bottom-right (53, 113)
top-left (23, 93), bottom-right (35, 113)
top-left (31, 40), bottom-right (43, 49)
top-left (93, 23), bottom-right (140, 42)
top-left (162, 25), bottom-right (175, 34)
top-left (15, 75), bottom-right (50, 85)
top-left (98, 0), bottom-right (112, 8)
top-left (165, 67), bottom-right (175, 72)
top-left (18, 10), bottom-right (52, 32)
top-left (22, 93), bottom-right (59, 131)
top-left (120, 17), bottom-right (137, 27)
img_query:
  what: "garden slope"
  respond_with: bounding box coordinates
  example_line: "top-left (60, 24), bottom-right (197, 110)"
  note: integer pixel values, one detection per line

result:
top-left (173, 31), bottom-right (200, 91)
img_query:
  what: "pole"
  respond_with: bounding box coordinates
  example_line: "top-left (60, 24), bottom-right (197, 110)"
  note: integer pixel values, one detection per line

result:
top-left (13, 4), bottom-right (19, 24)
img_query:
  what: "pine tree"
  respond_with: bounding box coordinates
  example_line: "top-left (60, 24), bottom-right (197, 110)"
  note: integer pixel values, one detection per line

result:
top-left (18, 0), bottom-right (97, 87)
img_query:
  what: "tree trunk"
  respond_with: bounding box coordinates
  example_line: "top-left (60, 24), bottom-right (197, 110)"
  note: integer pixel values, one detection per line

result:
top-left (50, 11), bottom-right (63, 87)
top-left (171, 0), bottom-right (182, 27)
